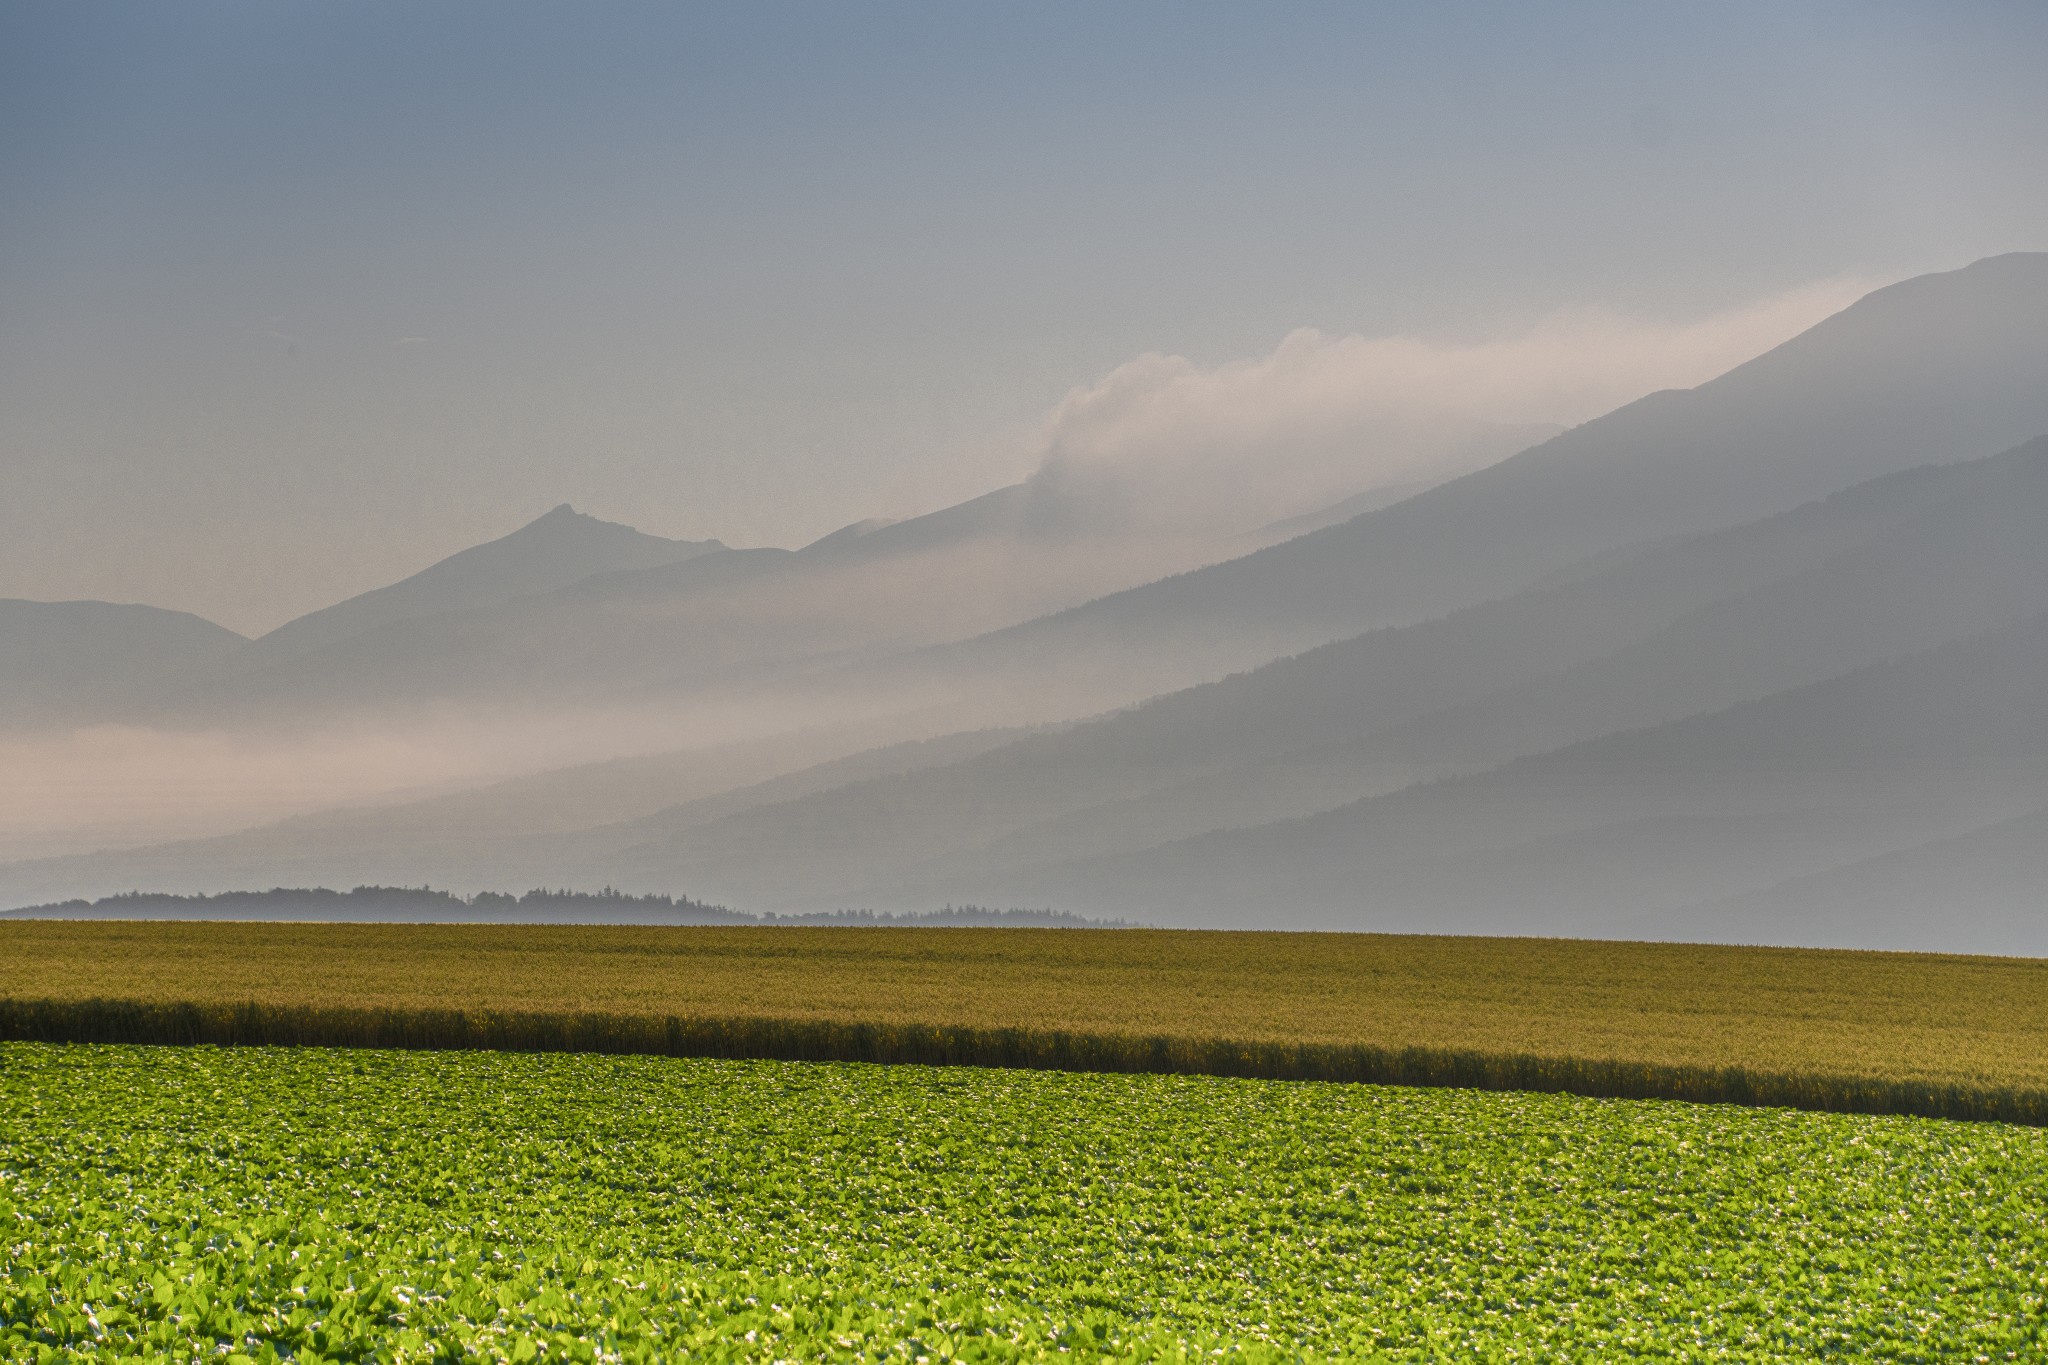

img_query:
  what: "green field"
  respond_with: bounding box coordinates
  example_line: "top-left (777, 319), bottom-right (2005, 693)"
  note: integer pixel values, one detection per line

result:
top-left (3, 1043), bottom-right (2043, 1362)
top-left (4, 921), bottom-right (2048, 1120)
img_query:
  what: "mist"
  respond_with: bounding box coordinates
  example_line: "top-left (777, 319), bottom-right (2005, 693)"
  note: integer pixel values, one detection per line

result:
top-left (1025, 280), bottom-right (1868, 536)
top-left (5, 6), bottom-right (2048, 956)
top-left (0, 276), bottom-right (1873, 861)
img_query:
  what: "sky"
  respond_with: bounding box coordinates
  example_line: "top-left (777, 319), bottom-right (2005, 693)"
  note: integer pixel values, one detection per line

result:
top-left (3, 1), bottom-right (2046, 633)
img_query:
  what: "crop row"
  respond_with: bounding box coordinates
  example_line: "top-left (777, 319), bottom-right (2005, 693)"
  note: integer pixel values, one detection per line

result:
top-left (4, 995), bottom-right (2047, 1125)
top-left (7, 921), bottom-right (2048, 1098)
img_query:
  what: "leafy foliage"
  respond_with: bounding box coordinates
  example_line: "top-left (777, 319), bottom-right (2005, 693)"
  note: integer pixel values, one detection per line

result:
top-left (4, 1043), bottom-right (2046, 1361)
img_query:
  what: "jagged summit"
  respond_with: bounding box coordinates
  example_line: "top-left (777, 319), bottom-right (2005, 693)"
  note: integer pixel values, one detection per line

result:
top-left (519, 502), bottom-right (677, 534)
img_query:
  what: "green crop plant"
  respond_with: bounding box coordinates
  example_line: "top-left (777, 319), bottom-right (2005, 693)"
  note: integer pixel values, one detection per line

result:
top-left (3, 1043), bottom-right (2045, 1361)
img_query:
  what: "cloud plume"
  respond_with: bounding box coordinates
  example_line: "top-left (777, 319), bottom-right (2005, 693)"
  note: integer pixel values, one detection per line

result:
top-left (1026, 278), bottom-right (1873, 534)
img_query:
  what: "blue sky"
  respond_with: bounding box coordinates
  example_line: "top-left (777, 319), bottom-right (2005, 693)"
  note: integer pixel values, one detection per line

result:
top-left (4, 1), bottom-right (2045, 629)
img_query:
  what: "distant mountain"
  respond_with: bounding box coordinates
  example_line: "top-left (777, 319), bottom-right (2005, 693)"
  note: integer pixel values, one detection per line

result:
top-left (250, 504), bottom-right (726, 661)
top-left (77, 417), bottom-right (1554, 728)
top-left (0, 599), bottom-right (246, 724)
top-left (149, 470), bottom-right (1305, 722)
top-left (14, 255), bottom-right (2048, 956)
top-left (1690, 807), bottom-right (2048, 955)
top-left (892, 253), bottom-right (2048, 705)
top-left (0, 718), bottom-right (1045, 908)
top-left (75, 258), bottom-right (2048, 732)
top-left (568, 437), bottom-right (2048, 910)
top-left (25, 431), bottom-right (2048, 927)
top-left (1247, 479), bottom-right (1437, 542)
top-left (969, 608), bottom-right (2048, 946)
top-left (1249, 421), bottom-right (1563, 542)
top-left (192, 255), bottom-right (2040, 792)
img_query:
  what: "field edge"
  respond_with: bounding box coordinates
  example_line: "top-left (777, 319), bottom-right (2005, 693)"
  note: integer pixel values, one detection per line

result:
top-left (4, 996), bottom-right (2042, 1126)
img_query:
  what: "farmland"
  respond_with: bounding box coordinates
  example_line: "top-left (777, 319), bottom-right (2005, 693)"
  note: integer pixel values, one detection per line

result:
top-left (4, 1043), bottom-right (2046, 1362)
top-left (4, 927), bottom-right (2046, 1359)
top-left (3, 921), bottom-right (2048, 1119)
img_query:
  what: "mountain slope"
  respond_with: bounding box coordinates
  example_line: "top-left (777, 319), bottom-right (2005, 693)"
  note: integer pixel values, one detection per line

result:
top-left (96, 257), bottom-right (2048, 731)
top-left (157, 467), bottom-right (1319, 722)
top-left (250, 504), bottom-right (726, 661)
top-left (0, 717), bottom-right (1037, 908)
top-left (957, 431), bottom-right (2048, 873)
top-left (1686, 807), bottom-right (2048, 955)
top-left (584, 437), bottom-right (2048, 907)
top-left (0, 600), bottom-right (247, 725)
top-left (890, 253), bottom-right (2048, 702)
top-left (968, 609), bottom-right (2048, 942)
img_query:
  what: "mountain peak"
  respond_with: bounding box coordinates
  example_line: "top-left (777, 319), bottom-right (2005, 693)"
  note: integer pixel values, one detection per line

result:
top-left (526, 503), bottom-right (590, 529)
top-left (252, 504), bottom-right (727, 657)
top-left (515, 503), bottom-right (680, 544)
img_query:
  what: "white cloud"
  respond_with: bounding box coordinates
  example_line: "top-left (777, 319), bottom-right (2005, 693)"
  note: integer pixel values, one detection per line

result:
top-left (1026, 278), bottom-right (1874, 534)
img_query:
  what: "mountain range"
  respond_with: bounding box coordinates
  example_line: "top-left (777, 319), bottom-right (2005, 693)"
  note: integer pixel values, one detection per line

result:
top-left (3, 252), bottom-right (2045, 954)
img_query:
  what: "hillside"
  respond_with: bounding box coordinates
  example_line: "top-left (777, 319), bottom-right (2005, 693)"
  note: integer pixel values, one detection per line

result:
top-left (18, 430), bottom-right (2048, 924)
top-left (0, 720), bottom-right (1037, 909)
top-left (0, 599), bottom-right (246, 725)
top-left (568, 437), bottom-right (2048, 910)
top-left (951, 431), bottom-right (2048, 875)
top-left (875, 253), bottom-right (2048, 704)
top-left (962, 609), bottom-right (2048, 950)
top-left (1692, 806), bottom-right (2048, 954)
top-left (9, 257), bottom-right (2048, 949)
top-left (58, 259), bottom-right (2048, 734)
top-left (250, 503), bottom-right (726, 661)
top-left (146, 472), bottom-right (1310, 724)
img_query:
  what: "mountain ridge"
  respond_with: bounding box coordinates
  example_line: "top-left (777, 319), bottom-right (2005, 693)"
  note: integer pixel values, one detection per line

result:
top-left (945, 606), bottom-right (2048, 944)
top-left (248, 503), bottom-right (728, 663)
top-left (574, 435), bottom-right (2048, 910)
top-left (873, 252), bottom-right (2048, 706)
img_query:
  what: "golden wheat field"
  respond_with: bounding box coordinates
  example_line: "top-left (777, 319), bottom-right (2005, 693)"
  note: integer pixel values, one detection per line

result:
top-left (3, 920), bottom-right (2045, 1121)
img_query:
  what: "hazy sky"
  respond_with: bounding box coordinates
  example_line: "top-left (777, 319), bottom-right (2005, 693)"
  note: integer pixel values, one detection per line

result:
top-left (4, 1), bottom-right (2046, 632)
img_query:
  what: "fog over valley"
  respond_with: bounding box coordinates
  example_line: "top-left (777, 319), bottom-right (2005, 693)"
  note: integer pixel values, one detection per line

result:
top-left (6, 255), bottom-right (2048, 954)
top-left (6, 2), bottom-right (2046, 955)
